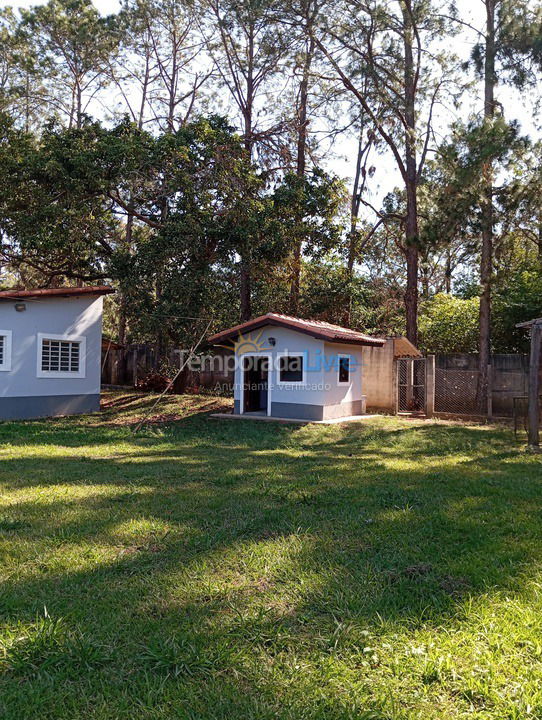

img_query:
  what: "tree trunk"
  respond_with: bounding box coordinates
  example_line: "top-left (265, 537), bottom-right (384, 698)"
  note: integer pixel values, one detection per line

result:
top-left (403, 2), bottom-right (419, 346)
top-left (239, 124), bottom-right (253, 321)
top-left (238, 27), bottom-right (255, 322)
top-left (240, 256), bottom-right (252, 321)
top-left (445, 247), bottom-right (452, 293)
top-left (479, 0), bottom-right (496, 407)
top-left (348, 129), bottom-right (365, 277)
top-left (420, 262), bottom-right (430, 299)
top-left (289, 26), bottom-right (315, 315)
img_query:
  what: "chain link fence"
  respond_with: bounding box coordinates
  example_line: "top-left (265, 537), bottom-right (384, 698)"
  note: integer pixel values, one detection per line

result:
top-left (434, 354), bottom-right (529, 418)
top-left (397, 358), bottom-right (426, 412)
top-left (435, 367), bottom-right (481, 415)
top-left (396, 354), bottom-right (532, 419)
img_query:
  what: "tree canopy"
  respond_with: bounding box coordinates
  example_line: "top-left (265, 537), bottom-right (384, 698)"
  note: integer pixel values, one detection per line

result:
top-left (1, 0), bottom-right (542, 360)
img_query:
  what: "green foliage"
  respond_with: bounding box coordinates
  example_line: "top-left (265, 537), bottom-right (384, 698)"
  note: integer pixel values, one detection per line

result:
top-left (421, 118), bottom-right (527, 249)
top-left (2, 0), bottom-right (542, 351)
top-left (272, 169), bottom-right (346, 260)
top-left (0, 112), bottom-right (344, 344)
top-left (20, 0), bottom-right (119, 127)
top-left (493, 270), bottom-right (542, 352)
top-left (471, 0), bottom-right (542, 88)
top-left (419, 293), bottom-right (480, 353)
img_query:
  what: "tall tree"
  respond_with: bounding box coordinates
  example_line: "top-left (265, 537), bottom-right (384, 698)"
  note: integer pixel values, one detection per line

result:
top-left (284, 0), bottom-right (319, 313)
top-left (466, 0), bottom-right (542, 401)
top-left (0, 8), bottom-right (45, 131)
top-left (314, 0), bottom-right (457, 344)
top-left (117, 0), bottom-right (211, 132)
top-left (21, 0), bottom-right (118, 129)
top-left (201, 0), bottom-right (289, 319)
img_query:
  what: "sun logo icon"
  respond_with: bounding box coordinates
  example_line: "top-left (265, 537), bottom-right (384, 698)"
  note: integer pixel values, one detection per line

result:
top-left (217, 329), bottom-right (271, 353)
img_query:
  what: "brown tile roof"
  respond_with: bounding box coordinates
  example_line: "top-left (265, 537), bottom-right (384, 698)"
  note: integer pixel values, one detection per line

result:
top-left (0, 286), bottom-right (115, 301)
top-left (208, 313), bottom-right (386, 347)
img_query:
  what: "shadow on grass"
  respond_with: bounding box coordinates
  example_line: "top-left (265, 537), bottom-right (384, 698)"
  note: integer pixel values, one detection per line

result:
top-left (0, 411), bottom-right (541, 717)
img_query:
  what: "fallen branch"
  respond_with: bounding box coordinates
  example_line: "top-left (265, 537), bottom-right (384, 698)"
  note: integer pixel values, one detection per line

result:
top-left (132, 319), bottom-right (213, 433)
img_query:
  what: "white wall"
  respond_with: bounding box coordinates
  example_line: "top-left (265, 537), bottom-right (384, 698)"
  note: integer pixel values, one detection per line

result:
top-left (0, 296), bottom-right (103, 399)
top-left (322, 342), bottom-right (364, 406)
top-left (233, 326), bottom-right (368, 416)
top-left (233, 326), bottom-right (325, 408)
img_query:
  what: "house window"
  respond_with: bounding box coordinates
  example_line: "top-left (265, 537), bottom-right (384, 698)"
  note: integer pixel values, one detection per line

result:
top-left (37, 334), bottom-right (86, 379)
top-left (41, 339), bottom-right (80, 372)
top-left (0, 330), bottom-right (12, 371)
top-left (278, 354), bottom-right (304, 383)
top-left (338, 355), bottom-right (350, 384)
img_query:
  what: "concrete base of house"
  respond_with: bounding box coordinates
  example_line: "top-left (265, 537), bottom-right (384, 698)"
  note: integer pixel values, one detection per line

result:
top-left (0, 393), bottom-right (100, 421)
top-left (233, 398), bottom-right (367, 422)
top-left (210, 412), bottom-right (377, 425)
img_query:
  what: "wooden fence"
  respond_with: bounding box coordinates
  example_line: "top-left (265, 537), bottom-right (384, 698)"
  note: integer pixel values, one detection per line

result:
top-left (101, 341), bottom-right (234, 393)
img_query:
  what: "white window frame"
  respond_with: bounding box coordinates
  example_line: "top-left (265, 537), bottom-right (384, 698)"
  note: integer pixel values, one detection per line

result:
top-left (0, 330), bottom-right (12, 372)
top-left (36, 333), bottom-right (86, 379)
top-left (337, 353), bottom-right (351, 386)
top-left (276, 351), bottom-right (307, 387)
top-left (238, 352), bottom-right (272, 416)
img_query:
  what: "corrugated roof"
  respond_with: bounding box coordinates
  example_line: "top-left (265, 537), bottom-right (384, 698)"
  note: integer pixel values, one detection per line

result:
top-left (393, 336), bottom-right (422, 358)
top-left (0, 286), bottom-right (115, 301)
top-left (208, 313), bottom-right (386, 347)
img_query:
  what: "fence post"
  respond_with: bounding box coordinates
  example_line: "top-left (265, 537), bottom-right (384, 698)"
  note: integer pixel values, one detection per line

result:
top-left (392, 360), bottom-right (399, 414)
top-left (425, 354), bottom-right (435, 418)
top-left (487, 364), bottom-right (493, 421)
top-left (132, 348), bottom-right (138, 388)
top-left (528, 322), bottom-right (542, 450)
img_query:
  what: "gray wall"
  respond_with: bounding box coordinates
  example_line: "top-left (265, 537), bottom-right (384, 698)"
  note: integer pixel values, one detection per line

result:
top-left (361, 339), bottom-right (396, 412)
top-left (0, 296), bottom-right (103, 401)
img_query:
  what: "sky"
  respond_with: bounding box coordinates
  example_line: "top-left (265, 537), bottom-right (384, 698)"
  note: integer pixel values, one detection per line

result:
top-left (1, 0), bottom-right (539, 208)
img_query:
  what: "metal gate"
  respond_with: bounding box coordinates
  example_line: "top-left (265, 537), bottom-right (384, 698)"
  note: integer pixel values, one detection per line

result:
top-left (397, 358), bottom-right (426, 412)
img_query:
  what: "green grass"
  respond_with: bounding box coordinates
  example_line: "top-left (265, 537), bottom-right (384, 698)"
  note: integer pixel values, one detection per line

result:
top-left (1, 392), bottom-right (542, 719)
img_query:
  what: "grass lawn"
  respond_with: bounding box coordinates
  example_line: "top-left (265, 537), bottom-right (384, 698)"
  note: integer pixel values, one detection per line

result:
top-left (1, 392), bottom-right (542, 719)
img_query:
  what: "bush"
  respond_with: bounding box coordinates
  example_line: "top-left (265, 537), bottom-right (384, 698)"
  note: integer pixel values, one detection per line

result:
top-left (136, 372), bottom-right (173, 393)
top-left (419, 293), bottom-right (479, 353)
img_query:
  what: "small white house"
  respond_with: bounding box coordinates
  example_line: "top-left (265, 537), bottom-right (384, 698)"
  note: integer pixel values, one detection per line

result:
top-left (0, 286), bottom-right (114, 421)
top-left (208, 314), bottom-right (387, 421)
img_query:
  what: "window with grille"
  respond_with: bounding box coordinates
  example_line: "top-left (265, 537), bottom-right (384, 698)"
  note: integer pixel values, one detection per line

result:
top-left (37, 334), bottom-right (86, 378)
top-left (0, 330), bottom-right (12, 371)
top-left (41, 339), bottom-right (80, 373)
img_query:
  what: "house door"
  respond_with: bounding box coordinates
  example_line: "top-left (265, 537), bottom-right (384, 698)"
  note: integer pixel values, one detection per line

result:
top-left (243, 356), bottom-right (269, 414)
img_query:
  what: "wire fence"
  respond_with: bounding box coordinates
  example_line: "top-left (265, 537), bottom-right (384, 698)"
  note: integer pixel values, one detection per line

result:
top-left (398, 354), bottom-right (534, 420)
top-left (434, 354), bottom-right (530, 418)
top-left (435, 368), bottom-right (481, 415)
top-left (397, 358), bottom-right (426, 412)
